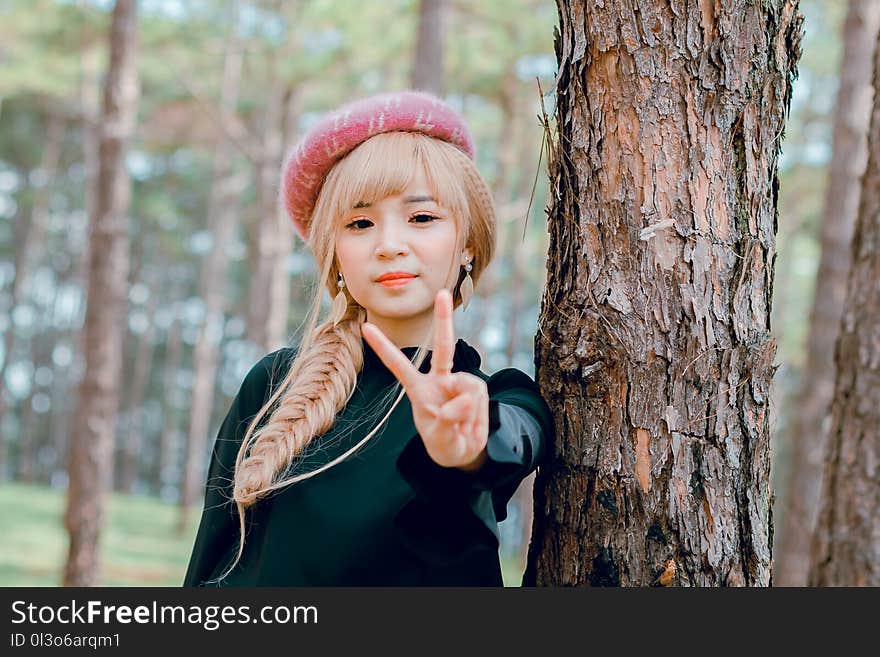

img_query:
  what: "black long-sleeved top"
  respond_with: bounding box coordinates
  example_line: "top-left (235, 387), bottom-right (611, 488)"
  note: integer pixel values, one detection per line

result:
top-left (182, 336), bottom-right (554, 587)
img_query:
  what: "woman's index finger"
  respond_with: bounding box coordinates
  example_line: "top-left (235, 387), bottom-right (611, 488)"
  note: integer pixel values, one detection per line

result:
top-left (361, 322), bottom-right (421, 390)
top-left (431, 288), bottom-right (455, 376)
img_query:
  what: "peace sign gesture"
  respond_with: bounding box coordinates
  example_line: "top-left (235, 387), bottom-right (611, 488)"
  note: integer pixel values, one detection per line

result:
top-left (361, 288), bottom-right (489, 473)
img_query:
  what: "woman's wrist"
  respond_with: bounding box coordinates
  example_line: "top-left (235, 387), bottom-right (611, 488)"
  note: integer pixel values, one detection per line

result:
top-left (456, 446), bottom-right (488, 474)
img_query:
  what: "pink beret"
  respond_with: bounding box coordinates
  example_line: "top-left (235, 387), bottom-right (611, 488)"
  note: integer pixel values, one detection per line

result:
top-left (279, 90), bottom-right (476, 242)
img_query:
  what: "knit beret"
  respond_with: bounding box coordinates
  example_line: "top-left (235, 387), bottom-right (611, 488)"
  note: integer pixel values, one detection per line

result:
top-left (279, 90), bottom-right (476, 242)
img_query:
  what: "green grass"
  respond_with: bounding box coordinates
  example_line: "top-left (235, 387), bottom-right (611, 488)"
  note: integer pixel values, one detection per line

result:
top-left (0, 482), bottom-right (526, 586)
top-left (0, 482), bottom-right (200, 587)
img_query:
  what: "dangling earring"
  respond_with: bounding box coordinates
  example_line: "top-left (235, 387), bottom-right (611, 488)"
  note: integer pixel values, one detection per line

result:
top-left (459, 256), bottom-right (474, 311)
top-left (332, 273), bottom-right (348, 326)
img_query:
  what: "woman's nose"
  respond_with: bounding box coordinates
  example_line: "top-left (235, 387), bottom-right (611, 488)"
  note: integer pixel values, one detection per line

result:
top-left (374, 220), bottom-right (409, 257)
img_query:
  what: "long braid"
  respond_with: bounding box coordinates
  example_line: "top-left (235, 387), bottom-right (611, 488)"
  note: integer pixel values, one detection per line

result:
top-left (232, 304), bottom-right (366, 507)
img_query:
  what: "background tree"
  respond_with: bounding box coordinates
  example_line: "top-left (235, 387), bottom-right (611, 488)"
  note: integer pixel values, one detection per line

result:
top-left (0, 110), bottom-right (64, 478)
top-left (526, 0), bottom-right (803, 586)
top-left (411, 0), bottom-right (446, 95)
top-left (775, 0), bottom-right (880, 587)
top-left (62, 0), bottom-right (140, 586)
top-left (809, 25), bottom-right (880, 587)
top-left (178, 0), bottom-right (247, 536)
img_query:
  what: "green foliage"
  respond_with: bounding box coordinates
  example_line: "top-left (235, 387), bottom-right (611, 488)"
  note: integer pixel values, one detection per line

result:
top-left (0, 0), bottom-right (107, 98)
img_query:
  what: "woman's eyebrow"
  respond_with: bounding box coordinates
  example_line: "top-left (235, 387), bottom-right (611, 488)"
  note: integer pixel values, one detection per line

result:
top-left (351, 195), bottom-right (436, 209)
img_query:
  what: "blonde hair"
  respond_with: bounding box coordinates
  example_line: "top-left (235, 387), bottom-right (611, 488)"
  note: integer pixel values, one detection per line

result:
top-left (204, 131), bottom-right (496, 584)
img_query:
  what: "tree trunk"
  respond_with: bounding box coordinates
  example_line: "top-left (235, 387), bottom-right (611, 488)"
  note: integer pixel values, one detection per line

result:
top-left (411, 0), bottom-right (446, 95)
top-left (809, 27), bottom-right (880, 587)
top-left (245, 76), bottom-right (297, 353)
top-left (775, 0), bottom-right (880, 587)
top-left (48, 45), bottom-right (102, 491)
top-left (156, 302), bottom-right (183, 495)
top-left (525, 0), bottom-right (802, 587)
top-left (119, 289), bottom-right (158, 494)
top-left (178, 0), bottom-right (245, 535)
top-left (18, 318), bottom-right (56, 483)
top-left (62, 0), bottom-right (139, 587)
top-left (113, 234), bottom-right (145, 492)
top-left (264, 85), bottom-right (298, 351)
top-left (0, 110), bottom-right (64, 479)
top-left (17, 390), bottom-right (38, 483)
top-left (49, 209), bottom-right (93, 491)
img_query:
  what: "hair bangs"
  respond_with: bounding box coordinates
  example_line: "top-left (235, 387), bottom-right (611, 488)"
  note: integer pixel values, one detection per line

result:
top-left (320, 132), bottom-right (471, 235)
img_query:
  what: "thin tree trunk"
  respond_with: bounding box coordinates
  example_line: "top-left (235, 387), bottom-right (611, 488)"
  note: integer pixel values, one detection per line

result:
top-left (775, 0), bottom-right (880, 587)
top-left (113, 234), bottom-right (145, 492)
top-left (49, 220), bottom-right (93, 490)
top-left (0, 111), bottom-right (64, 478)
top-left (261, 85), bottom-right (301, 351)
top-left (49, 350), bottom-right (74, 486)
top-left (50, 214), bottom-right (94, 491)
top-left (18, 309), bottom-right (57, 483)
top-left (246, 77), bottom-right (297, 353)
top-left (156, 302), bottom-right (183, 494)
top-left (411, 0), bottom-right (446, 95)
top-left (17, 389), bottom-right (38, 483)
top-left (119, 289), bottom-right (158, 493)
top-left (62, 0), bottom-right (139, 587)
top-left (525, 0), bottom-right (802, 587)
top-left (48, 45), bottom-right (102, 491)
top-left (809, 27), bottom-right (880, 587)
top-left (267, 214), bottom-right (294, 348)
top-left (178, 0), bottom-right (245, 535)
top-left (264, 85), bottom-right (298, 350)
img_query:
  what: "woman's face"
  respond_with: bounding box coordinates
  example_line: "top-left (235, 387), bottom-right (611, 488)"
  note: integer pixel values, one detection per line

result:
top-left (334, 163), bottom-right (471, 348)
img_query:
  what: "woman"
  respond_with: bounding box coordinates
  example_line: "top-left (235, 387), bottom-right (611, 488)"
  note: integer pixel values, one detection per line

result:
top-left (182, 90), bottom-right (554, 586)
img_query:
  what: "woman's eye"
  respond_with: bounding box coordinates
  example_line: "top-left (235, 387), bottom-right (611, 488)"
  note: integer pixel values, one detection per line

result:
top-left (344, 214), bottom-right (436, 230)
top-left (345, 219), bottom-right (372, 230)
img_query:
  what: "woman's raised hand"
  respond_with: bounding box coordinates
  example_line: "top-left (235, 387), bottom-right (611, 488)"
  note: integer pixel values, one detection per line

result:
top-left (361, 288), bottom-right (489, 472)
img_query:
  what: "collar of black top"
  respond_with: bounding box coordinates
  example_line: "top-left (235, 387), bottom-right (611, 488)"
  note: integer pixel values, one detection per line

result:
top-left (360, 336), bottom-right (482, 377)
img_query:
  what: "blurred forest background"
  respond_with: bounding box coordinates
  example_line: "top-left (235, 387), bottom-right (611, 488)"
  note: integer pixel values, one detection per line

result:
top-left (0, 0), bottom-right (863, 585)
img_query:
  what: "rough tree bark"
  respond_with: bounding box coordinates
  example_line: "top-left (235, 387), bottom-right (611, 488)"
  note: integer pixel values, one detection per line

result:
top-left (775, 0), bottom-right (880, 587)
top-left (62, 0), bottom-right (139, 586)
top-left (809, 26), bottom-right (880, 587)
top-left (525, 0), bottom-right (802, 586)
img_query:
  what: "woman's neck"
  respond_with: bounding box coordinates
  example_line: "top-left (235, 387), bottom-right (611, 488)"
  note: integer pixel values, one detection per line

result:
top-left (363, 311), bottom-right (434, 350)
